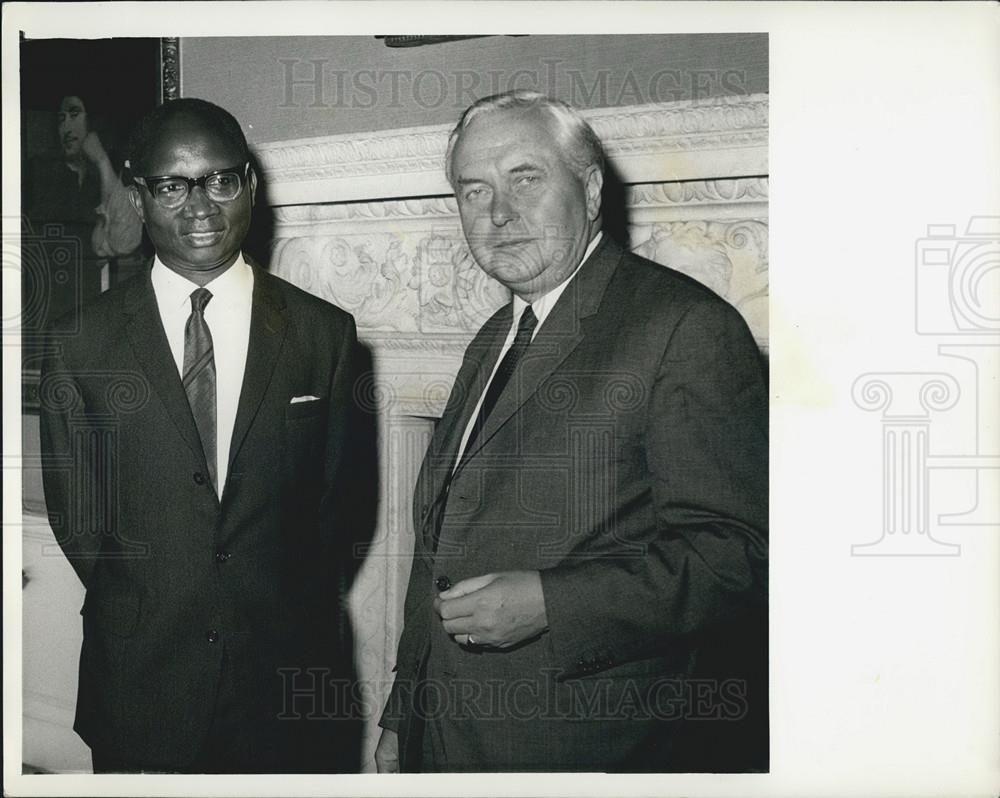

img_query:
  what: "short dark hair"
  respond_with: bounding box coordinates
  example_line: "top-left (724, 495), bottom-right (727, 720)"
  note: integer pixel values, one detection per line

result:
top-left (126, 97), bottom-right (249, 176)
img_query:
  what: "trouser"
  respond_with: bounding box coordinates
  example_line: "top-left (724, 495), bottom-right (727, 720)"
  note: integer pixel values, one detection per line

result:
top-left (91, 644), bottom-right (287, 774)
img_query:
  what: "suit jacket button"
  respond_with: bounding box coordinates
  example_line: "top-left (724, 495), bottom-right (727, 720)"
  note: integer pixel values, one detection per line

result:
top-left (193, 472), bottom-right (206, 485)
top-left (435, 576), bottom-right (451, 591)
top-left (206, 629), bottom-right (219, 643)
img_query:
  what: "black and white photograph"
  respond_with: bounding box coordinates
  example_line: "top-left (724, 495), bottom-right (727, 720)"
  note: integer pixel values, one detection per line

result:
top-left (2, 3), bottom-right (997, 797)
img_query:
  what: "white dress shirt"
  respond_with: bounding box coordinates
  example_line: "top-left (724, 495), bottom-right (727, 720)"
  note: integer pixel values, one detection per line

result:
top-left (151, 255), bottom-right (254, 494)
top-left (454, 232), bottom-right (603, 466)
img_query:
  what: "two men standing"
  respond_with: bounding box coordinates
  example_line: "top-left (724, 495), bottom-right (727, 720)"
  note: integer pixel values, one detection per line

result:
top-left (39, 90), bottom-right (766, 774)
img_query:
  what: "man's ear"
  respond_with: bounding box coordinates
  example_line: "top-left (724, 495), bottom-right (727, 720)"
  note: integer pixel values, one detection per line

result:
top-left (127, 186), bottom-right (145, 223)
top-left (584, 165), bottom-right (603, 221)
top-left (248, 167), bottom-right (258, 205)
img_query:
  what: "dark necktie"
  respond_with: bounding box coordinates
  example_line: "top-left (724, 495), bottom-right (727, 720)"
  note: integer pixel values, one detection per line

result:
top-left (461, 304), bottom-right (538, 466)
top-left (433, 305), bottom-right (538, 547)
top-left (183, 287), bottom-right (217, 493)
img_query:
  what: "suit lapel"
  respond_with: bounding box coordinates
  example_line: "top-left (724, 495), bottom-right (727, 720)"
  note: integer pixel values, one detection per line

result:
top-left (227, 264), bottom-right (288, 476)
top-left (456, 237), bottom-right (624, 470)
top-left (123, 271), bottom-right (206, 463)
top-left (415, 309), bottom-right (510, 539)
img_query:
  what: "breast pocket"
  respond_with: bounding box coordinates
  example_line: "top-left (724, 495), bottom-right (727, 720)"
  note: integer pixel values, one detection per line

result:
top-left (285, 398), bottom-right (326, 422)
top-left (284, 399), bottom-right (328, 471)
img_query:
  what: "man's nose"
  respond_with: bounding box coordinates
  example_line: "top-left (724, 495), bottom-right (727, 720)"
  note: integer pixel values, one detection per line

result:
top-left (182, 185), bottom-right (219, 217)
top-left (490, 193), bottom-right (518, 227)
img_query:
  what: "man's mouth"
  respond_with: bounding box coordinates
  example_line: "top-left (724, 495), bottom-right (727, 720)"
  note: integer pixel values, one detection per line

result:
top-left (183, 230), bottom-right (225, 246)
top-left (492, 238), bottom-right (534, 249)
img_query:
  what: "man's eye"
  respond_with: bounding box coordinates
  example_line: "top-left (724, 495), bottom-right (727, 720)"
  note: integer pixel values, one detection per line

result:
top-left (210, 173), bottom-right (238, 189)
top-left (155, 181), bottom-right (186, 196)
top-left (464, 187), bottom-right (488, 201)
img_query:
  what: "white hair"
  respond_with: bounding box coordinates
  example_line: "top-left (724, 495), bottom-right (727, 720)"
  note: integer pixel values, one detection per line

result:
top-left (444, 91), bottom-right (605, 185)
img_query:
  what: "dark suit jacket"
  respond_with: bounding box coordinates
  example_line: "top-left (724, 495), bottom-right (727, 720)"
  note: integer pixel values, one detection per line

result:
top-left (382, 237), bottom-right (768, 771)
top-left (39, 259), bottom-right (365, 771)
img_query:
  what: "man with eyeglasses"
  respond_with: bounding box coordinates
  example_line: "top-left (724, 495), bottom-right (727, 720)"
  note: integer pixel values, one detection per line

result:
top-left (39, 98), bottom-right (369, 773)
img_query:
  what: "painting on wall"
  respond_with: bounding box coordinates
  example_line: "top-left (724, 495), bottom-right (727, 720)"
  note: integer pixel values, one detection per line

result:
top-left (18, 36), bottom-right (163, 398)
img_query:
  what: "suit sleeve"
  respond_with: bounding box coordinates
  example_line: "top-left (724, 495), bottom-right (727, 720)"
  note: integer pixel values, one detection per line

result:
top-left (377, 546), bottom-right (435, 733)
top-left (319, 313), bottom-right (361, 525)
top-left (317, 313), bottom-right (380, 655)
top-left (539, 296), bottom-right (768, 675)
top-left (39, 344), bottom-right (102, 589)
top-left (91, 175), bottom-right (142, 258)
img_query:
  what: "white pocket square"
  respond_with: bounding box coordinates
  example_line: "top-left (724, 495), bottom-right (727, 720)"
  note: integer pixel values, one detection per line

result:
top-left (290, 395), bottom-right (321, 404)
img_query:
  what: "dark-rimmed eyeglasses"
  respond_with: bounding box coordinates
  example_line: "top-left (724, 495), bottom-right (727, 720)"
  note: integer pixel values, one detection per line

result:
top-left (133, 162), bottom-right (250, 209)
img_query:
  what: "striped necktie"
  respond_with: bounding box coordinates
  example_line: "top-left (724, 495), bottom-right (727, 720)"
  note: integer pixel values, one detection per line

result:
top-left (183, 287), bottom-right (217, 493)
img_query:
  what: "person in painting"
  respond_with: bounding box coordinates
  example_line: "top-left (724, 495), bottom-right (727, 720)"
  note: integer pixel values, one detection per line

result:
top-left (23, 92), bottom-right (143, 343)
top-left (39, 97), bottom-right (366, 773)
top-left (376, 91), bottom-right (769, 772)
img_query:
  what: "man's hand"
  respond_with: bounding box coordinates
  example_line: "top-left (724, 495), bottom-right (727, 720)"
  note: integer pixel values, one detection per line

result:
top-left (80, 131), bottom-right (111, 166)
top-left (375, 728), bottom-right (399, 773)
top-left (434, 570), bottom-right (548, 648)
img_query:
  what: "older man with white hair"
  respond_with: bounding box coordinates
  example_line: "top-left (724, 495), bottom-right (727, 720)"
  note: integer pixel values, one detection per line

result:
top-left (377, 91), bottom-right (768, 773)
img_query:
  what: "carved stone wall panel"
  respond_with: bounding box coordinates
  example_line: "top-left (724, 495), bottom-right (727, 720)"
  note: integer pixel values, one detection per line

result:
top-left (344, 415), bottom-right (431, 771)
top-left (270, 227), bottom-right (509, 337)
top-left (629, 217), bottom-right (769, 349)
top-left (269, 176), bottom-right (770, 395)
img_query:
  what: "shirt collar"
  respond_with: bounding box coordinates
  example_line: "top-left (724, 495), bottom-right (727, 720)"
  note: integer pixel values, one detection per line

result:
top-left (513, 231), bottom-right (603, 326)
top-left (151, 253), bottom-right (253, 310)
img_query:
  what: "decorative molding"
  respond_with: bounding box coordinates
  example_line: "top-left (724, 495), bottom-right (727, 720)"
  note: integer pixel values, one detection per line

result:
top-left (160, 38), bottom-right (180, 103)
top-left (256, 93), bottom-right (768, 206)
top-left (272, 197), bottom-right (458, 227)
top-left (270, 176), bottom-right (769, 230)
top-left (628, 177), bottom-right (769, 207)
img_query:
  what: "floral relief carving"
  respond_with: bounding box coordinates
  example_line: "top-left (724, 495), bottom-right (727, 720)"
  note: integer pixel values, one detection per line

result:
top-left (630, 218), bottom-right (768, 345)
top-left (271, 187), bottom-right (767, 347)
top-left (270, 228), bottom-right (509, 336)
